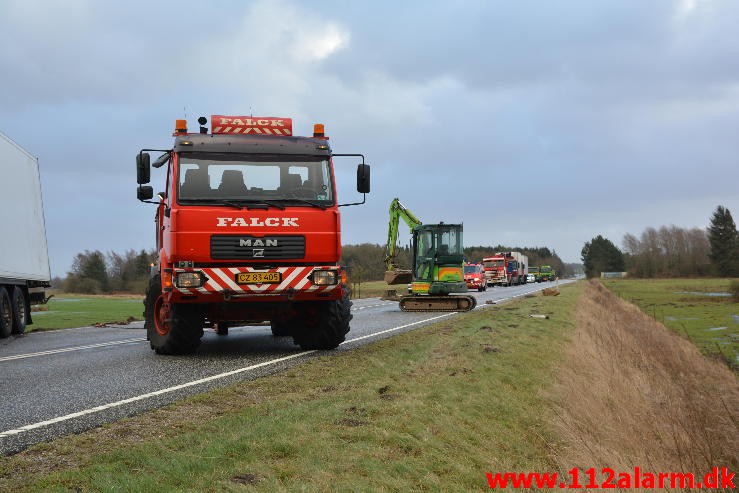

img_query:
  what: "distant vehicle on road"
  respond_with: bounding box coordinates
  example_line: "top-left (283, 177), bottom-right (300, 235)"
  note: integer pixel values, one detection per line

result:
top-left (540, 265), bottom-right (556, 281)
top-left (526, 274), bottom-right (536, 283)
top-left (463, 263), bottom-right (487, 292)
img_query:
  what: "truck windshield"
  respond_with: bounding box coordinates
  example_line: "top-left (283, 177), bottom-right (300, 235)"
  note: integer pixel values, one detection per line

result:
top-left (483, 260), bottom-right (504, 268)
top-left (176, 154), bottom-right (334, 204)
top-left (464, 265), bottom-right (480, 274)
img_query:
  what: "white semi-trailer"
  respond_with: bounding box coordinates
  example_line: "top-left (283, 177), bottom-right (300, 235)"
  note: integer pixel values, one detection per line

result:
top-left (0, 131), bottom-right (51, 337)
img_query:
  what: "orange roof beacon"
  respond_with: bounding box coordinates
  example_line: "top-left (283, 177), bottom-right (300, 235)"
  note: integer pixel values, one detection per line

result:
top-left (136, 115), bottom-right (370, 354)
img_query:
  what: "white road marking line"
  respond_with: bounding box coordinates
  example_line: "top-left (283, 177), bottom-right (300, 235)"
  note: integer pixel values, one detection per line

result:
top-left (0, 351), bottom-right (315, 438)
top-left (342, 312), bottom-right (454, 344)
top-left (0, 338), bottom-right (147, 362)
top-left (351, 302), bottom-right (396, 311)
top-left (0, 312), bottom-right (454, 438)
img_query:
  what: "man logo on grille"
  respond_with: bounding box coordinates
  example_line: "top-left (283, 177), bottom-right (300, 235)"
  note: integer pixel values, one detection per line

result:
top-left (253, 249), bottom-right (265, 257)
top-left (239, 238), bottom-right (278, 247)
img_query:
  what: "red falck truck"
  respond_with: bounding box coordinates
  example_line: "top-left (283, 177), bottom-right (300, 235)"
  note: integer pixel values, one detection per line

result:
top-left (136, 115), bottom-right (370, 354)
top-left (482, 251), bottom-right (528, 287)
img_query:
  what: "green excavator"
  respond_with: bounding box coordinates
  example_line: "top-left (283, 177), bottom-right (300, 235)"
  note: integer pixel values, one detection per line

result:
top-left (384, 198), bottom-right (476, 312)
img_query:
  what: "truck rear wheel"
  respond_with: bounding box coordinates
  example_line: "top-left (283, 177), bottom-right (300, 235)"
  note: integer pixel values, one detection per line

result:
top-left (11, 287), bottom-right (27, 334)
top-left (292, 289), bottom-right (352, 350)
top-left (144, 275), bottom-right (204, 355)
top-left (0, 288), bottom-right (12, 338)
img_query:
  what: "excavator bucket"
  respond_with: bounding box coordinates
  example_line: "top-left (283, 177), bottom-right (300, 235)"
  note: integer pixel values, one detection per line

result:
top-left (384, 269), bottom-right (413, 285)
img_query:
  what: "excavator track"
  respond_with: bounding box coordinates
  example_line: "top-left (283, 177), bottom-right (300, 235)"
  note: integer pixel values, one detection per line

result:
top-left (399, 294), bottom-right (477, 312)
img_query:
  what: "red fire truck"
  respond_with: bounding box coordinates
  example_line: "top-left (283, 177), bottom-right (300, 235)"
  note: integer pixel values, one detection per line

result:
top-left (136, 115), bottom-right (370, 354)
top-left (482, 251), bottom-right (527, 287)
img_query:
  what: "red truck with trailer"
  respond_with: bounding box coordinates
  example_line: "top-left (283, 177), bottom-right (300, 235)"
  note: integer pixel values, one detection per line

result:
top-left (136, 115), bottom-right (370, 354)
top-left (482, 251), bottom-right (528, 287)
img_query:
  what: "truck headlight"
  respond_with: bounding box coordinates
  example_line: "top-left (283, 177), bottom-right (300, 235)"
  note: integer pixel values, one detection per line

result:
top-left (175, 272), bottom-right (205, 288)
top-left (311, 270), bottom-right (338, 285)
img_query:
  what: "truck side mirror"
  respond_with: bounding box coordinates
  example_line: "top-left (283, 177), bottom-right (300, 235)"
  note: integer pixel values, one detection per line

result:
top-left (137, 186), bottom-right (154, 201)
top-left (357, 163), bottom-right (370, 194)
top-left (137, 153), bottom-right (151, 184)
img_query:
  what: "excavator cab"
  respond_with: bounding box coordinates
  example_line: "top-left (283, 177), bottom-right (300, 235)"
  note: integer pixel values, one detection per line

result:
top-left (410, 224), bottom-right (467, 295)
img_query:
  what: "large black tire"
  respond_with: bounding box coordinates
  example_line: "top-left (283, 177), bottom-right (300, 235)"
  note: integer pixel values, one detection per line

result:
top-left (144, 275), bottom-right (204, 355)
top-left (0, 288), bottom-right (12, 338)
top-left (292, 289), bottom-right (352, 350)
top-left (270, 319), bottom-right (293, 337)
top-left (11, 287), bottom-right (27, 335)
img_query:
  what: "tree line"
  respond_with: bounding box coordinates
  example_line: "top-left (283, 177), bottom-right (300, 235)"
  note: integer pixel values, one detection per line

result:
top-left (56, 249), bottom-right (157, 294)
top-left (341, 243), bottom-right (567, 282)
top-left (581, 205), bottom-right (739, 278)
top-left (56, 243), bottom-right (569, 294)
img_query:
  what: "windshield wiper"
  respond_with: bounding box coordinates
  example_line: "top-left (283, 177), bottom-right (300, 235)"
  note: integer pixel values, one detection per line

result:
top-left (219, 200), bottom-right (246, 210)
top-left (218, 199), bottom-right (286, 210)
top-left (283, 197), bottom-right (329, 210)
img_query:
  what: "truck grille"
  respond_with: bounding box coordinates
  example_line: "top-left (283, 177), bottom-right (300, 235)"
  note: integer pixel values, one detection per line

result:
top-left (210, 235), bottom-right (305, 260)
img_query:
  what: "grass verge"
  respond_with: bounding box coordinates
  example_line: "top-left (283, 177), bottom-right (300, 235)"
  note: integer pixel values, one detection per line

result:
top-left (27, 282), bottom-right (392, 333)
top-left (29, 293), bottom-right (144, 331)
top-left (0, 284), bottom-right (581, 491)
top-left (349, 279), bottom-right (401, 299)
top-left (601, 278), bottom-right (738, 370)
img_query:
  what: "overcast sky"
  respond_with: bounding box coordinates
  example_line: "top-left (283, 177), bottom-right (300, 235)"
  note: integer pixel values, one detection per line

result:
top-left (1, 0), bottom-right (737, 277)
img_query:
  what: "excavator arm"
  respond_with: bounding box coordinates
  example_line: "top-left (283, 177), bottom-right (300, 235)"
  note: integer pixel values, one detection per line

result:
top-left (384, 198), bottom-right (422, 285)
top-left (385, 198), bottom-right (422, 272)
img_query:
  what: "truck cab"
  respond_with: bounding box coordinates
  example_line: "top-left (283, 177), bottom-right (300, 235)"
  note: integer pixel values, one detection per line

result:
top-left (136, 116), bottom-right (370, 354)
top-left (463, 263), bottom-right (486, 292)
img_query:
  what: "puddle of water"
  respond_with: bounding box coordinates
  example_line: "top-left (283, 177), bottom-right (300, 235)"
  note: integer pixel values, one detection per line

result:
top-left (32, 311), bottom-right (86, 316)
top-left (674, 291), bottom-right (731, 297)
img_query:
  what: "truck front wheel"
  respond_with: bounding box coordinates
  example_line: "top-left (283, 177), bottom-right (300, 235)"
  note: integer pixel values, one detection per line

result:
top-left (144, 275), bottom-right (204, 355)
top-left (292, 289), bottom-right (352, 350)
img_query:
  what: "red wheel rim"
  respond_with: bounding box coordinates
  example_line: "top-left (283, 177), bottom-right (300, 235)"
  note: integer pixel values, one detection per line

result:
top-left (154, 295), bottom-right (171, 336)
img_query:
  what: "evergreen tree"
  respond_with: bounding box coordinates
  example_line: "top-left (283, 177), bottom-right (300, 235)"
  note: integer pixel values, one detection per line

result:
top-left (65, 250), bottom-right (109, 293)
top-left (707, 205), bottom-right (739, 277)
top-left (581, 235), bottom-right (625, 278)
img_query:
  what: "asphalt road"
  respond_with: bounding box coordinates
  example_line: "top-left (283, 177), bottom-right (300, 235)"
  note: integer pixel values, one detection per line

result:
top-left (0, 280), bottom-right (569, 454)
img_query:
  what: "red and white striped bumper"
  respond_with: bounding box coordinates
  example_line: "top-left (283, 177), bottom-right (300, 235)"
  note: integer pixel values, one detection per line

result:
top-left (171, 266), bottom-right (341, 301)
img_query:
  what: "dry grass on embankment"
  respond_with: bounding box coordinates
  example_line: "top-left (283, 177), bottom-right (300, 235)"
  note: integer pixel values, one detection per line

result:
top-left (549, 280), bottom-right (739, 484)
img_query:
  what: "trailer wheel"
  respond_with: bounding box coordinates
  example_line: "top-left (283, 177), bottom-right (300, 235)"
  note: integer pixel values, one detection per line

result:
top-left (292, 288), bottom-right (352, 350)
top-left (10, 287), bottom-right (27, 334)
top-left (0, 288), bottom-right (12, 338)
top-left (144, 275), bottom-right (204, 355)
